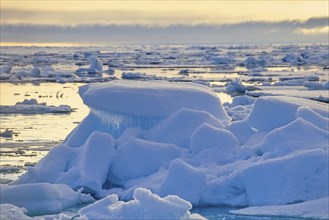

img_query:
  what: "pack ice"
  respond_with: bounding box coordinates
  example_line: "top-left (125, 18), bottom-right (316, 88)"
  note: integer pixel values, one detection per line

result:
top-left (2, 80), bottom-right (328, 219)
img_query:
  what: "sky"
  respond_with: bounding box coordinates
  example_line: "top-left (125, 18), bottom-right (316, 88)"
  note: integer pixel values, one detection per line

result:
top-left (1, 0), bottom-right (328, 45)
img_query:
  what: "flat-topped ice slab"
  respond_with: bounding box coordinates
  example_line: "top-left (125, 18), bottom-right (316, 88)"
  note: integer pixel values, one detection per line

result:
top-left (79, 80), bottom-right (230, 122)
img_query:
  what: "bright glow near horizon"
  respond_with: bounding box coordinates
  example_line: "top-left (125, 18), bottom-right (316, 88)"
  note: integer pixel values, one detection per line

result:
top-left (2, 0), bottom-right (328, 26)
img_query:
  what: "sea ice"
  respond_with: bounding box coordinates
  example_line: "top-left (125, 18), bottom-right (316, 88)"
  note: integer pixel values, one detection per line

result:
top-left (79, 80), bottom-right (229, 120)
top-left (76, 55), bottom-right (103, 77)
top-left (0, 129), bottom-right (14, 138)
top-left (0, 99), bottom-right (73, 114)
top-left (241, 149), bottom-right (328, 205)
top-left (0, 183), bottom-right (94, 216)
top-left (144, 108), bottom-right (225, 148)
top-left (5, 80), bottom-right (329, 218)
top-left (79, 188), bottom-right (205, 220)
top-left (246, 96), bottom-right (328, 132)
top-left (231, 197), bottom-right (329, 219)
top-left (190, 123), bottom-right (239, 155)
top-left (111, 137), bottom-right (181, 183)
top-left (259, 118), bottom-right (329, 157)
top-left (56, 131), bottom-right (115, 196)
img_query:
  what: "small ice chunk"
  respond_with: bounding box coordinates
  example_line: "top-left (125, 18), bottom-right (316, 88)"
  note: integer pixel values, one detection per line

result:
top-left (0, 66), bottom-right (12, 74)
top-left (304, 81), bottom-right (329, 90)
top-left (79, 188), bottom-right (205, 220)
top-left (30, 68), bottom-right (41, 77)
top-left (145, 108), bottom-right (224, 148)
top-left (259, 118), bottom-right (329, 157)
top-left (89, 55), bottom-right (103, 72)
top-left (211, 56), bottom-right (234, 65)
top-left (178, 69), bottom-right (189, 76)
top-left (230, 197), bottom-right (329, 219)
top-left (159, 159), bottom-right (206, 204)
top-left (56, 131), bottom-right (115, 196)
top-left (15, 71), bottom-right (28, 80)
top-left (242, 149), bottom-right (328, 206)
top-left (0, 183), bottom-right (94, 216)
top-left (104, 67), bottom-right (115, 75)
top-left (226, 78), bottom-right (247, 93)
top-left (190, 123), bottom-right (239, 155)
top-left (246, 96), bottom-right (328, 132)
top-left (296, 106), bottom-right (329, 131)
top-left (111, 137), bottom-right (181, 182)
top-left (0, 129), bottom-right (13, 138)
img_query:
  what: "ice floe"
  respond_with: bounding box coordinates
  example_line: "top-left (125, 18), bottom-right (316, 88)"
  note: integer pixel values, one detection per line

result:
top-left (231, 197), bottom-right (329, 219)
top-left (79, 188), bottom-right (205, 220)
top-left (0, 99), bottom-right (73, 114)
top-left (0, 183), bottom-right (94, 216)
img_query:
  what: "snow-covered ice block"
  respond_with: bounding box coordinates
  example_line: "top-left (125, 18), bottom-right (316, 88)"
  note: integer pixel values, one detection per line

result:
top-left (79, 188), bottom-right (205, 220)
top-left (297, 106), bottom-right (329, 131)
top-left (305, 81), bottom-right (329, 90)
top-left (242, 149), bottom-right (329, 206)
top-left (230, 95), bottom-right (256, 107)
top-left (231, 197), bottom-right (329, 220)
top-left (246, 96), bottom-right (328, 131)
top-left (75, 56), bottom-right (103, 77)
top-left (245, 57), bottom-right (267, 67)
top-left (227, 120), bottom-right (254, 144)
top-left (210, 56), bottom-right (234, 64)
top-left (159, 159), bottom-right (206, 204)
top-left (201, 168), bottom-right (247, 206)
top-left (282, 53), bottom-right (304, 64)
top-left (79, 80), bottom-right (229, 121)
top-left (89, 55), bottom-right (103, 72)
top-left (56, 131), bottom-right (115, 195)
top-left (0, 183), bottom-right (94, 216)
top-left (15, 144), bottom-right (76, 184)
top-left (190, 123), bottom-right (239, 155)
top-left (145, 108), bottom-right (224, 148)
top-left (259, 118), bottom-right (329, 157)
top-left (111, 137), bottom-right (181, 182)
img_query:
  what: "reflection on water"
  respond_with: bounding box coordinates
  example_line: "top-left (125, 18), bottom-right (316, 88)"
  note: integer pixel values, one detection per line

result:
top-left (0, 82), bottom-right (89, 143)
top-left (0, 83), bottom-right (89, 181)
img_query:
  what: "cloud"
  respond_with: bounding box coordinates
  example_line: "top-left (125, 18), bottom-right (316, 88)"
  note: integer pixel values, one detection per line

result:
top-left (0, 8), bottom-right (228, 27)
top-left (1, 17), bottom-right (328, 45)
top-left (295, 26), bottom-right (329, 35)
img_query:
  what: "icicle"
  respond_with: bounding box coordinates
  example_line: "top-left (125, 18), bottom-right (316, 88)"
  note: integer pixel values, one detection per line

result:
top-left (90, 107), bottom-right (162, 138)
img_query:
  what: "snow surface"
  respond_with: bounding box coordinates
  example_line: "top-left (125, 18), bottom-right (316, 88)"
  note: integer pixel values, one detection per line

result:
top-left (231, 197), bottom-right (329, 219)
top-left (4, 80), bottom-right (329, 218)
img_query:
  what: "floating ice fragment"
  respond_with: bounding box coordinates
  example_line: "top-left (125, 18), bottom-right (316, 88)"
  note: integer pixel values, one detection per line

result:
top-left (0, 183), bottom-right (94, 216)
top-left (79, 188), bottom-right (205, 220)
